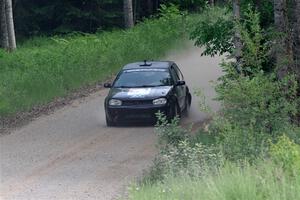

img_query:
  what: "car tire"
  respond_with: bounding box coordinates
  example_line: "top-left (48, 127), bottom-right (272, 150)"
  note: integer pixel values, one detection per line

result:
top-left (106, 116), bottom-right (115, 127)
top-left (168, 103), bottom-right (180, 122)
top-left (183, 93), bottom-right (191, 116)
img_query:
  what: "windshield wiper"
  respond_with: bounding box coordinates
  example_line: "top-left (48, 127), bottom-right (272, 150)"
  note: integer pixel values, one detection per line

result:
top-left (139, 85), bottom-right (166, 88)
top-left (138, 85), bottom-right (154, 88)
top-left (115, 85), bottom-right (167, 88)
top-left (115, 86), bottom-right (135, 88)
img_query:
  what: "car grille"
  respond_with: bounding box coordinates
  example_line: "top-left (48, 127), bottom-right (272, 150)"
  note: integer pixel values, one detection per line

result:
top-left (122, 100), bottom-right (153, 106)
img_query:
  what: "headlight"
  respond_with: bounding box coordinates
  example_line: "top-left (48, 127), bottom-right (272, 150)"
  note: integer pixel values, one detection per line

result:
top-left (153, 98), bottom-right (167, 105)
top-left (109, 99), bottom-right (122, 106)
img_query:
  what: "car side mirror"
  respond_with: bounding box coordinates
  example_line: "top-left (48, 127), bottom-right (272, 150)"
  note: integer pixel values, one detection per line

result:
top-left (104, 83), bottom-right (112, 88)
top-left (176, 80), bottom-right (185, 86)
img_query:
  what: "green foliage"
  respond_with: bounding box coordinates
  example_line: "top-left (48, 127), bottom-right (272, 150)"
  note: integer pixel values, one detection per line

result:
top-left (190, 6), bottom-right (274, 73)
top-left (238, 6), bottom-right (271, 75)
top-left (188, 5), bottom-right (298, 163)
top-left (189, 6), bottom-right (234, 56)
top-left (155, 112), bottom-right (189, 147)
top-left (207, 117), bottom-right (267, 161)
top-left (137, 114), bottom-right (300, 197)
top-left (129, 161), bottom-right (300, 200)
top-left (285, 126), bottom-right (300, 144)
top-left (0, 14), bottom-right (185, 116)
top-left (216, 73), bottom-right (297, 135)
top-left (143, 113), bottom-right (222, 183)
top-left (143, 139), bottom-right (222, 184)
top-left (160, 0), bottom-right (207, 11)
top-left (213, 72), bottom-right (298, 161)
top-left (270, 135), bottom-right (300, 175)
top-left (240, 0), bottom-right (274, 28)
top-left (209, 6), bottom-right (298, 161)
top-left (192, 129), bottom-right (217, 146)
top-left (194, 89), bottom-right (213, 113)
top-left (158, 4), bottom-right (181, 20)
top-left (157, 4), bottom-right (185, 36)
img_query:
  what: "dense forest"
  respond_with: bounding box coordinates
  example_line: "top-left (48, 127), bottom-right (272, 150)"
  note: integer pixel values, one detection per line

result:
top-left (0, 0), bottom-right (209, 41)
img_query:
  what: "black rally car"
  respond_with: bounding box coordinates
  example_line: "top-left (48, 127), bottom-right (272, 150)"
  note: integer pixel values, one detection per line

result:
top-left (104, 61), bottom-right (192, 126)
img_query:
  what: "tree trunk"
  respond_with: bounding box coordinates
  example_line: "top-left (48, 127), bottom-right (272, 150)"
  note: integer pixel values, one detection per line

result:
top-left (209, 0), bottom-right (215, 6)
top-left (232, 0), bottom-right (242, 70)
top-left (273, 0), bottom-right (293, 79)
top-left (0, 0), bottom-right (8, 49)
top-left (147, 0), bottom-right (153, 16)
top-left (123, 0), bottom-right (134, 28)
top-left (154, 0), bottom-right (159, 11)
top-left (133, 0), bottom-right (137, 22)
top-left (291, 0), bottom-right (300, 124)
top-left (5, 0), bottom-right (16, 50)
top-left (292, 0), bottom-right (300, 77)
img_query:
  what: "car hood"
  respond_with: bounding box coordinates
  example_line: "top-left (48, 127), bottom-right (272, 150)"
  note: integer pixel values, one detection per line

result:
top-left (108, 86), bottom-right (173, 100)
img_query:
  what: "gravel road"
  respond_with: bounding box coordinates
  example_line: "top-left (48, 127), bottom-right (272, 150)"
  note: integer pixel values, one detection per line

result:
top-left (0, 45), bottom-right (223, 200)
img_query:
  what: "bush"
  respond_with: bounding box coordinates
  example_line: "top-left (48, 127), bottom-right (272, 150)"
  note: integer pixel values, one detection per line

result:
top-left (212, 72), bottom-right (298, 161)
top-left (270, 135), bottom-right (300, 175)
top-left (161, 140), bottom-right (222, 177)
top-left (216, 73), bottom-right (297, 135)
top-left (143, 113), bottom-right (222, 183)
top-left (143, 139), bottom-right (223, 184)
top-left (155, 112), bottom-right (190, 147)
top-left (193, 73), bottom-right (297, 161)
top-left (238, 6), bottom-right (271, 75)
top-left (215, 119), bottom-right (268, 161)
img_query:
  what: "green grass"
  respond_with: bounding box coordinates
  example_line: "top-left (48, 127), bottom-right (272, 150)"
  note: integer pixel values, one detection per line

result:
top-left (129, 161), bottom-right (300, 200)
top-left (0, 16), bottom-right (187, 116)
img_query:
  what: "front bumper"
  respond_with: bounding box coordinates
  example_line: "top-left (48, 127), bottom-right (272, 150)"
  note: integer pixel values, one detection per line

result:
top-left (105, 104), bottom-right (170, 123)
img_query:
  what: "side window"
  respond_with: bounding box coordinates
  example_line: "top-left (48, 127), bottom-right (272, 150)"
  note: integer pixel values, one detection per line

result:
top-left (173, 64), bottom-right (184, 80)
top-left (170, 66), bottom-right (179, 83)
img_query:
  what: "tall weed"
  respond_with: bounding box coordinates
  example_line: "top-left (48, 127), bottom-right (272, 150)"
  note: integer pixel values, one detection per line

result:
top-left (129, 160), bottom-right (300, 200)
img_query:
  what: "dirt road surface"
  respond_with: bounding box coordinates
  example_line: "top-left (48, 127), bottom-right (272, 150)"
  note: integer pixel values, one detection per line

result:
top-left (0, 46), bottom-right (223, 200)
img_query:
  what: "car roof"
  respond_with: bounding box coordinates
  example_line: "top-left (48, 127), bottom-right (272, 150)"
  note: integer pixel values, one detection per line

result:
top-left (122, 61), bottom-right (174, 70)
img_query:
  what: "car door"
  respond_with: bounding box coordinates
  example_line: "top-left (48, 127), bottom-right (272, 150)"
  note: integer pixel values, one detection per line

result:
top-left (171, 64), bottom-right (186, 110)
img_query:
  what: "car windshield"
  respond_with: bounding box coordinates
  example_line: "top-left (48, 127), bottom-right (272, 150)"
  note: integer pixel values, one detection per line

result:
top-left (113, 68), bottom-right (172, 88)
